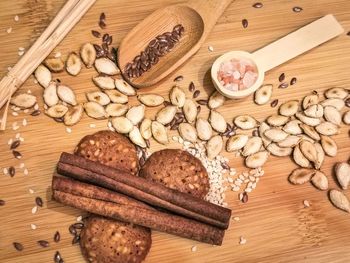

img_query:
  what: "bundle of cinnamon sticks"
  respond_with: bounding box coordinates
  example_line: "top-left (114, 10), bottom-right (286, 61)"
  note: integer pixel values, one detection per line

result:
top-left (52, 152), bottom-right (232, 245)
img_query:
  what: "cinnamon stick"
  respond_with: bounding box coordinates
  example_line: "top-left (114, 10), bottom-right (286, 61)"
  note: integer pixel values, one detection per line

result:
top-left (58, 152), bottom-right (231, 229)
top-left (52, 178), bottom-right (225, 245)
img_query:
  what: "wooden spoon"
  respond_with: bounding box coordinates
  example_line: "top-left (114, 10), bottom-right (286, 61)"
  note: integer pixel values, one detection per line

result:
top-left (117, 0), bottom-right (233, 88)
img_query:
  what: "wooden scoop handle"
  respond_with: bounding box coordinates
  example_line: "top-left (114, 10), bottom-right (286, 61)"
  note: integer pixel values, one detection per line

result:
top-left (252, 14), bottom-right (344, 72)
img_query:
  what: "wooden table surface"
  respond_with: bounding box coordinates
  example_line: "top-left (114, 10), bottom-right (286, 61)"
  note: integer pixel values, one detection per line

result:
top-left (0, 0), bottom-right (350, 262)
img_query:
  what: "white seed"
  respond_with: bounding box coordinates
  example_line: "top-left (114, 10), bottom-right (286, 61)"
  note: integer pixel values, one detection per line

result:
top-left (300, 124), bottom-right (320, 141)
top-left (156, 106), bottom-right (177, 125)
top-left (140, 119), bottom-right (152, 140)
top-left (105, 103), bottom-right (128, 117)
top-left (66, 52), bottom-right (82, 76)
top-left (178, 123), bottom-right (197, 143)
top-left (138, 94), bottom-right (164, 107)
top-left (293, 144), bottom-right (310, 168)
top-left (277, 135), bottom-right (300, 148)
top-left (254, 84), bottom-right (273, 105)
top-left (242, 137), bottom-right (263, 156)
top-left (151, 121), bottom-right (168, 145)
top-left (208, 91), bottom-right (225, 109)
top-left (343, 111), bottom-right (350, 125)
top-left (104, 89), bottom-right (128, 104)
top-left (314, 143), bottom-right (325, 169)
top-left (80, 43), bottom-right (96, 68)
top-left (30, 224), bottom-right (37, 230)
top-left (57, 85), bottom-right (77, 105)
top-left (299, 140), bottom-right (318, 164)
top-left (45, 104), bottom-right (68, 118)
top-left (239, 236), bottom-right (247, 245)
top-left (320, 135), bottom-right (337, 157)
top-left (206, 135), bottom-right (223, 159)
top-left (43, 82), bottom-right (59, 107)
top-left (191, 245), bottom-right (197, 252)
top-left (66, 127), bottom-right (72, 133)
top-left (245, 151), bottom-right (269, 168)
top-left (264, 128), bottom-right (288, 142)
top-left (129, 126), bottom-right (147, 148)
top-left (329, 189), bottom-right (350, 213)
top-left (111, 117), bottom-right (133, 134)
top-left (321, 98), bottom-right (345, 111)
top-left (295, 112), bottom-right (321, 126)
top-left (259, 122), bottom-right (272, 148)
top-left (283, 120), bottom-right (302, 135)
top-left (302, 94), bottom-right (319, 110)
top-left (183, 99), bottom-right (197, 124)
top-left (83, 102), bottom-right (107, 119)
top-left (115, 79), bottom-right (136, 96)
top-left (92, 75), bottom-right (115, 90)
top-left (209, 110), bottom-right (227, 133)
top-left (234, 115), bottom-right (257, 130)
top-left (10, 93), bottom-right (37, 109)
top-left (303, 200), bottom-right (310, 208)
top-left (325, 87), bottom-right (348, 99)
top-left (169, 86), bottom-right (186, 107)
top-left (279, 100), bottom-right (299, 116)
top-left (86, 91), bottom-right (110, 106)
top-left (126, 105), bottom-right (145, 125)
top-left (29, 188), bottom-right (34, 194)
top-left (94, 57), bottom-right (120, 75)
top-left (32, 206), bottom-right (38, 214)
top-left (323, 106), bottom-right (341, 126)
top-left (288, 168), bottom-right (315, 184)
top-left (64, 104), bottom-right (83, 126)
top-left (304, 104), bottom-right (324, 118)
top-left (226, 134), bottom-right (249, 152)
top-left (267, 143), bottom-right (292, 156)
top-left (315, 122), bottom-right (338, 136)
top-left (196, 118), bottom-right (212, 141)
top-left (34, 64), bottom-right (51, 88)
top-left (335, 162), bottom-right (350, 190)
top-left (266, 114), bottom-right (289, 127)
top-left (44, 57), bottom-right (64, 72)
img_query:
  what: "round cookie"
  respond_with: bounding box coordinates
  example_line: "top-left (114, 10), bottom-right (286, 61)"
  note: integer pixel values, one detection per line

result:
top-left (139, 149), bottom-right (209, 199)
top-left (80, 216), bottom-right (152, 263)
top-left (74, 130), bottom-right (139, 175)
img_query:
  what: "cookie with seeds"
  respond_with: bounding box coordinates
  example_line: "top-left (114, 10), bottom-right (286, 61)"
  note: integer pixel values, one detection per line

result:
top-left (74, 130), bottom-right (139, 175)
top-left (139, 149), bottom-right (209, 199)
top-left (80, 216), bottom-right (152, 263)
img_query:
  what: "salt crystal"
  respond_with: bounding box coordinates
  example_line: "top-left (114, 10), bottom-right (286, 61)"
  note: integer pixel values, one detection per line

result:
top-left (66, 127), bottom-right (72, 133)
top-left (6, 27), bottom-right (12, 33)
top-left (32, 206), bottom-right (38, 214)
top-left (34, 104), bottom-right (39, 110)
top-left (14, 15), bottom-right (19, 21)
top-left (191, 245), bottom-right (197, 252)
top-left (233, 216), bottom-right (240, 221)
top-left (29, 189), bottom-right (34, 194)
top-left (76, 215), bottom-right (83, 222)
top-left (30, 224), bottom-right (37, 230)
top-left (19, 163), bottom-right (25, 169)
top-left (23, 168), bottom-right (29, 175)
top-left (3, 168), bottom-right (8, 175)
top-left (8, 138), bottom-right (13, 145)
top-left (22, 119), bottom-right (27, 126)
top-left (208, 46), bottom-right (214, 52)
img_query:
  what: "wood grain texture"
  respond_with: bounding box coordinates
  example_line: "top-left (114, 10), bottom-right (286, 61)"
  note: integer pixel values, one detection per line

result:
top-left (0, 0), bottom-right (350, 262)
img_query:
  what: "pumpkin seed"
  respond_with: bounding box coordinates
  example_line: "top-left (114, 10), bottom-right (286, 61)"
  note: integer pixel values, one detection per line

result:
top-left (314, 142), bottom-right (325, 169)
top-left (343, 111), bottom-right (350, 125)
top-left (295, 112), bottom-right (321, 126)
top-left (92, 76), bottom-right (115, 90)
top-left (183, 99), bottom-right (197, 124)
top-left (226, 134), bottom-right (249, 152)
top-left (293, 144), bottom-right (310, 168)
top-left (304, 104), bottom-right (324, 118)
top-left (208, 91), bottom-right (225, 109)
top-left (94, 57), bottom-right (120, 75)
top-left (323, 106), bottom-right (341, 126)
top-left (300, 124), bottom-right (320, 141)
top-left (111, 117), bottom-right (133, 134)
top-left (10, 93), bottom-right (37, 109)
top-left (115, 79), bottom-right (136, 96)
top-left (43, 82), bottom-right (59, 107)
top-left (86, 91), bottom-right (110, 106)
top-left (105, 103), bottom-right (128, 117)
top-left (298, 134), bottom-right (315, 143)
top-left (206, 135), bottom-right (223, 159)
top-left (44, 57), bottom-right (64, 72)
top-left (34, 64), bottom-right (51, 88)
top-left (138, 94), bottom-right (164, 107)
top-left (178, 123), bottom-right (197, 143)
top-left (329, 189), bottom-right (350, 213)
top-left (45, 104), bottom-right (68, 118)
top-left (169, 86), bottom-right (186, 107)
top-left (259, 122), bottom-right (272, 148)
top-left (315, 122), bottom-right (338, 136)
top-left (126, 105), bottom-right (145, 125)
top-left (254, 84), bottom-right (273, 105)
top-left (283, 120), bottom-right (302, 135)
top-left (264, 128), bottom-right (288, 142)
top-left (320, 135), bottom-right (337, 157)
top-left (151, 121), bottom-right (169, 144)
top-left (289, 168), bottom-right (315, 185)
top-left (277, 135), bottom-right (300, 148)
top-left (234, 115), bottom-right (258, 130)
top-left (266, 114), bottom-right (289, 126)
top-left (279, 100), bottom-right (299, 116)
top-left (66, 52), bottom-right (82, 76)
top-left (242, 137), bottom-right (263, 156)
top-left (299, 140), bottom-right (318, 164)
top-left (80, 43), bottom-right (96, 68)
top-left (267, 143), bottom-right (292, 156)
top-left (83, 101), bottom-right (107, 119)
top-left (140, 118), bottom-right (152, 140)
top-left (64, 104), bottom-right (83, 126)
top-left (321, 98), bottom-right (345, 111)
top-left (302, 94), bottom-right (319, 109)
top-left (156, 106), bottom-right (177, 125)
top-left (209, 110), bottom-right (227, 133)
top-left (335, 162), bottom-right (350, 190)
top-left (104, 89), bottom-right (128, 104)
top-left (196, 118), bottom-right (212, 141)
top-left (325, 87), bottom-right (348, 99)
top-left (311, 170), bottom-right (328, 190)
top-left (129, 126), bottom-right (147, 148)
top-left (57, 85), bottom-right (77, 106)
top-left (245, 151), bottom-right (269, 168)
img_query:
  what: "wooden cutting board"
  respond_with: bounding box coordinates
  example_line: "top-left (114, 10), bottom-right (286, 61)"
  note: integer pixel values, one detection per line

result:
top-left (0, 0), bottom-right (350, 262)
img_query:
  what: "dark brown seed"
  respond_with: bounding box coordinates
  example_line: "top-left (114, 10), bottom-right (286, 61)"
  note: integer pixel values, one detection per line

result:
top-left (9, 166), bottom-right (15, 177)
top-left (252, 2), bottom-right (263, 8)
top-left (35, 197), bottom-right (43, 207)
top-left (196, 99), bottom-right (208, 105)
top-left (102, 33), bottom-right (109, 43)
top-left (10, 140), bottom-right (20, 150)
top-left (242, 192), bottom-right (249, 203)
top-left (0, 199), bottom-right (5, 206)
top-left (72, 235), bottom-right (80, 245)
top-left (73, 223), bottom-right (84, 229)
top-left (252, 129), bottom-right (259, 137)
top-left (170, 123), bottom-right (179, 130)
top-left (102, 43), bottom-right (109, 53)
top-left (193, 90), bottom-right (200, 98)
top-left (290, 77), bottom-right (297, 85)
top-left (221, 162), bottom-right (230, 170)
top-left (278, 82), bottom-right (289, 89)
top-left (53, 117), bottom-right (64, 123)
top-left (54, 251), bottom-right (62, 263)
top-left (312, 90), bottom-right (318, 95)
top-left (91, 30), bottom-right (101, 38)
top-left (174, 75), bottom-right (183, 82)
top-left (293, 6), bottom-right (303, 12)
top-left (173, 24), bottom-right (183, 32)
top-left (345, 97), bottom-right (350, 107)
top-left (175, 112), bottom-right (185, 119)
top-left (93, 44), bottom-right (103, 53)
top-left (31, 110), bottom-right (41, 116)
top-left (278, 73), bottom-right (285, 82)
top-left (107, 36), bottom-right (113, 45)
top-left (13, 242), bottom-right (23, 251)
top-left (38, 240), bottom-right (49, 248)
top-left (242, 19), bottom-right (248, 28)
top-left (12, 150), bottom-right (22, 159)
top-left (56, 78), bottom-right (61, 83)
top-left (69, 225), bottom-right (77, 235)
top-left (99, 20), bottom-right (106, 29)
top-left (100, 12), bottom-right (106, 22)
top-left (347, 31), bottom-right (350, 36)
top-left (145, 139), bottom-right (150, 148)
top-left (189, 82), bottom-right (195, 92)
top-left (271, 99), bottom-right (279, 108)
top-left (54, 231), bottom-right (60, 243)
top-left (163, 101), bottom-right (172, 107)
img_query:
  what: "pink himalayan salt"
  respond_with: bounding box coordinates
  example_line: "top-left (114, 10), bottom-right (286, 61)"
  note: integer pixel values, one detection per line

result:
top-left (217, 58), bottom-right (258, 91)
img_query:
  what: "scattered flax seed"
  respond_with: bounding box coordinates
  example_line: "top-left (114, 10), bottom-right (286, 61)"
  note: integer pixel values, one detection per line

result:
top-left (38, 240), bottom-right (49, 248)
top-left (14, 15), bottom-right (19, 21)
top-left (66, 127), bottom-right (72, 133)
top-left (35, 197), bottom-right (43, 207)
top-left (303, 200), bottom-right (310, 208)
top-left (208, 46), bottom-right (214, 52)
top-left (30, 224), bottom-right (37, 230)
top-left (191, 245), bottom-right (197, 252)
top-left (242, 19), bottom-right (248, 28)
top-left (239, 236), bottom-right (247, 245)
top-left (24, 168), bottom-right (29, 176)
top-left (32, 206), bottom-right (38, 214)
top-left (13, 242), bottom-right (23, 251)
top-left (9, 166), bottom-right (15, 177)
top-left (0, 199), bottom-right (5, 206)
top-left (54, 231), bottom-right (61, 243)
top-left (6, 27), bottom-right (12, 33)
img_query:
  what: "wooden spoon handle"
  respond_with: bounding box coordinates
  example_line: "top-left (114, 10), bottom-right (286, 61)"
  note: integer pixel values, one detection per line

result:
top-left (252, 14), bottom-right (344, 72)
top-left (185, 0), bottom-right (233, 33)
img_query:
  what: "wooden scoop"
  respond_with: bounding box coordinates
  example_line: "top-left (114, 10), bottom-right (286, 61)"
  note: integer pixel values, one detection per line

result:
top-left (117, 0), bottom-right (233, 88)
